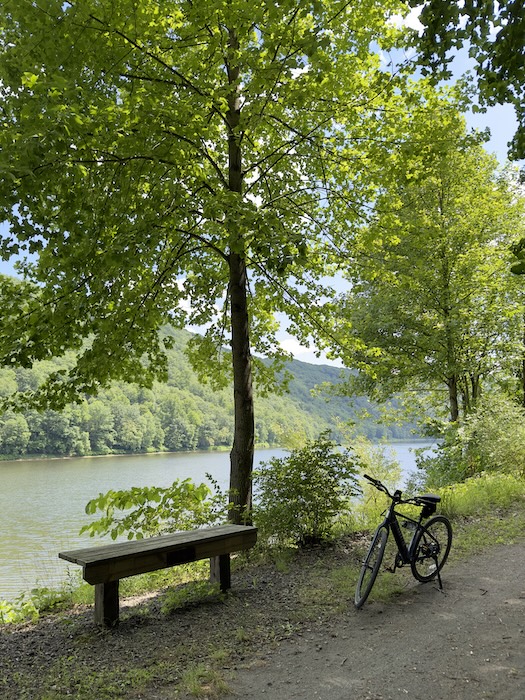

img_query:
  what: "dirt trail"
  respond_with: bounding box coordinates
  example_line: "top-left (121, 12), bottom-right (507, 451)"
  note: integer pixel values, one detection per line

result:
top-left (224, 542), bottom-right (525, 700)
top-left (1, 538), bottom-right (524, 699)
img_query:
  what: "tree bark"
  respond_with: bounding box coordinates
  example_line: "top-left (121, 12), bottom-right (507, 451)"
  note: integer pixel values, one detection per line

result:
top-left (229, 253), bottom-right (254, 522)
top-left (447, 375), bottom-right (459, 422)
top-left (226, 28), bottom-right (255, 523)
top-left (522, 313), bottom-right (525, 408)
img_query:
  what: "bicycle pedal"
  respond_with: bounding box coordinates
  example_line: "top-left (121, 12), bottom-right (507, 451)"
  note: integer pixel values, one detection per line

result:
top-left (385, 565), bottom-right (396, 573)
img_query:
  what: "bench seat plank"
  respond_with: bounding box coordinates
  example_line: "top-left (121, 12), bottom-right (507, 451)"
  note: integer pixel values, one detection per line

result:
top-left (59, 524), bottom-right (257, 584)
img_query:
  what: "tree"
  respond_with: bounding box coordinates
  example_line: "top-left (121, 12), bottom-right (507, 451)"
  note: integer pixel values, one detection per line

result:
top-left (84, 400), bottom-right (116, 454)
top-left (0, 411), bottom-right (30, 455)
top-left (0, 0), bottom-right (411, 520)
top-left (328, 87), bottom-right (525, 423)
top-left (408, 0), bottom-right (525, 158)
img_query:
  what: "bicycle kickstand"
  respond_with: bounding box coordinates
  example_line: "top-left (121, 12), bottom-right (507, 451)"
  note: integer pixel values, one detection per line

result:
top-left (435, 559), bottom-right (444, 592)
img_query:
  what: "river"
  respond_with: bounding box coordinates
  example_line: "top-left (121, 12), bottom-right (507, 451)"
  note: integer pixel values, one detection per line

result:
top-left (0, 442), bottom-right (431, 601)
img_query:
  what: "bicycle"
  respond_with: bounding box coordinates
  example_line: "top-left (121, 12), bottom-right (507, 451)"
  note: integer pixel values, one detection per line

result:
top-left (355, 473), bottom-right (453, 609)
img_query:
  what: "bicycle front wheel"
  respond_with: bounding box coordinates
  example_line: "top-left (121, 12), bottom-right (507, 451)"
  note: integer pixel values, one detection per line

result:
top-left (410, 515), bottom-right (452, 583)
top-left (355, 524), bottom-right (389, 609)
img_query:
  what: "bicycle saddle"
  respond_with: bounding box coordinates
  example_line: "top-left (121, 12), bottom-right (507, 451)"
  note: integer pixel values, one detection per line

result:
top-left (417, 494), bottom-right (440, 504)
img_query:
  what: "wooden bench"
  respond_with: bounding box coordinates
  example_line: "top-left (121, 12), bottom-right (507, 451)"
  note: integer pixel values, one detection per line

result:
top-left (59, 523), bottom-right (257, 627)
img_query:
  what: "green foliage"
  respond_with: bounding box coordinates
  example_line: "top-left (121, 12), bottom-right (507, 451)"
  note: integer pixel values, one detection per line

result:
top-left (510, 236), bottom-right (525, 275)
top-left (81, 476), bottom-right (227, 540)
top-left (253, 432), bottom-right (361, 547)
top-left (350, 437), bottom-right (403, 530)
top-left (409, 0), bottom-right (525, 158)
top-left (458, 395), bottom-right (525, 477)
top-left (0, 0), bottom-right (410, 408)
top-left (0, 410), bottom-right (30, 455)
top-left (0, 585), bottom-right (70, 625)
top-left (0, 595), bottom-right (39, 624)
top-left (415, 394), bottom-right (525, 488)
top-left (330, 85), bottom-right (525, 423)
top-left (0, 328), bottom-right (414, 459)
top-left (438, 471), bottom-right (525, 521)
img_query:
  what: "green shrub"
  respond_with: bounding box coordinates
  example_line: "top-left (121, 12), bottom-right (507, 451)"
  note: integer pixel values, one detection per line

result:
top-left (438, 471), bottom-right (525, 519)
top-left (460, 394), bottom-right (525, 477)
top-left (415, 393), bottom-right (525, 488)
top-left (0, 595), bottom-right (39, 624)
top-left (81, 475), bottom-right (227, 540)
top-left (253, 432), bottom-right (361, 547)
top-left (350, 437), bottom-right (402, 530)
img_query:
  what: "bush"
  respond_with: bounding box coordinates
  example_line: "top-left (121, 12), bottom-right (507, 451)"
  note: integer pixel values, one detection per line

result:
top-left (350, 437), bottom-right (402, 530)
top-left (415, 393), bottom-right (525, 488)
top-left (0, 595), bottom-right (39, 624)
top-left (81, 476), bottom-right (227, 540)
top-left (460, 394), bottom-right (525, 477)
top-left (253, 432), bottom-right (361, 547)
top-left (438, 471), bottom-right (525, 520)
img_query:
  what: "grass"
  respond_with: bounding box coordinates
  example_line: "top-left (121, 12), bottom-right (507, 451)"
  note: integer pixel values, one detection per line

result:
top-left (0, 559), bottom-right (216, 624)
top-left (438, 471), bottom-right (525, 519)
top-left (181, 664), bottom-right (230, 698)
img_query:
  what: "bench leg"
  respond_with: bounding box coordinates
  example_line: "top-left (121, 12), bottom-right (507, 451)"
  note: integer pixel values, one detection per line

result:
top-left (94, 581), bottom-right (119, 627)
top-left (210, 554), bottom-right (231, 591)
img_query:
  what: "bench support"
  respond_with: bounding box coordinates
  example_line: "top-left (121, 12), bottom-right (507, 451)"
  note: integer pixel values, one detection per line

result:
top-left (94, 556), bottom-right (233, 627)
top-left (60, 524), bottom-right (257, 628)
top-left (210, 553), bottom-right (231, 591)
top-left (95, 581), bottom-right (119, 628)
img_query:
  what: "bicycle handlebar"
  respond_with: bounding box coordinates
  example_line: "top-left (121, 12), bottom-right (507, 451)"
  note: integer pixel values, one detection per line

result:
top-left (363, 473), bottom-right (394, 498)
top-left (363, 473), bottom-right (421, 506)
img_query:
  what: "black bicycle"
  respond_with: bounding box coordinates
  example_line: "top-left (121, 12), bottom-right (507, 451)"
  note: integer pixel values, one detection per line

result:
top-left (355, 474), bottom-right (453, 609)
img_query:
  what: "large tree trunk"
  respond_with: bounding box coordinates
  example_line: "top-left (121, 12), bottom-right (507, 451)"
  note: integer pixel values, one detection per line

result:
top-left (226, 28), bottom-right (255, 523)
top-left (229, 253), bottom-right (255, 522)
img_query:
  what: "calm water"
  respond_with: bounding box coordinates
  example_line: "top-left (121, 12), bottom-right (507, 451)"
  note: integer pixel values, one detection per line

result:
top-left (0, 443), bottom-right (430, 600)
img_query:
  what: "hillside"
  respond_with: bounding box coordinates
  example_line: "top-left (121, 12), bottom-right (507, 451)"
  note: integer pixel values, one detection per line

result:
top-left (0, 329), bottom-right (412, 458)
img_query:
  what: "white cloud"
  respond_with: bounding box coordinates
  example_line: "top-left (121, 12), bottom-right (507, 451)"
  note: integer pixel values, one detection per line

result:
top-left (278, 334), bottom-right (342, 367)
top-left (391, 6), bottom-right (424, 34)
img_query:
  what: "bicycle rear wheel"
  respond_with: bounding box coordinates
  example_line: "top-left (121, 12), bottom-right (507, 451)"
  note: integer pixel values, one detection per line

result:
top-left (410, 515), bottom-right (452, 583)
top-left (355, 524), bottom-right (389, 609)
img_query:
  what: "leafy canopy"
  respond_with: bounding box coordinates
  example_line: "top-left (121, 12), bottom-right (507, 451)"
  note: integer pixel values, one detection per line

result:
top-left (408, 0), bottom-right (525, 158)
top-left (326, 84), bottom-right (525, 422)
top-left (0, 0), bottom-right (411, 408)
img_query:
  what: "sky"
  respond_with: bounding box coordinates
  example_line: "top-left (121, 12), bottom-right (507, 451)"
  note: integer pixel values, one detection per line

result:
top-left (1, 36), bottom-right (522, 366)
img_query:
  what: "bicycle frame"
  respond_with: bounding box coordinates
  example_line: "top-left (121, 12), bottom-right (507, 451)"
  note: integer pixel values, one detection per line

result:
top-left (381, 491), bottom-right (426, 569)
top-left (377, 489), bottom-right (445, 590)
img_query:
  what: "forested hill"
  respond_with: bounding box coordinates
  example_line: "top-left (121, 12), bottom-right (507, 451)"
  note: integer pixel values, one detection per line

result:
top-left (0, 328), bottom-right (412, 459)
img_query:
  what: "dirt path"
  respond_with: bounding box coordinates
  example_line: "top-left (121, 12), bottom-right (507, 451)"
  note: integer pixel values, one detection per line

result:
top-left (1, 538), bottom-right (524, 699)
top-left (223, 542), bottom-right (525, 700)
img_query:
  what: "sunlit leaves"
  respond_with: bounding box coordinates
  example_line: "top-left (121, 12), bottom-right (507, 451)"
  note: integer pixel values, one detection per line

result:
top-left (0, 0), bottom-right (413, 408)
top-left (409, 0), bottom-right (525, 159)
top-left (81, 477), bottom-right (227, 540)
top-left (330, 86), bottom-right (525, 420)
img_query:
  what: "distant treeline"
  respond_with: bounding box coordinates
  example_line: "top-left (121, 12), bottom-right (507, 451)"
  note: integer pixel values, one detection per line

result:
top-left (0, 329), bottom-right (415, 459)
